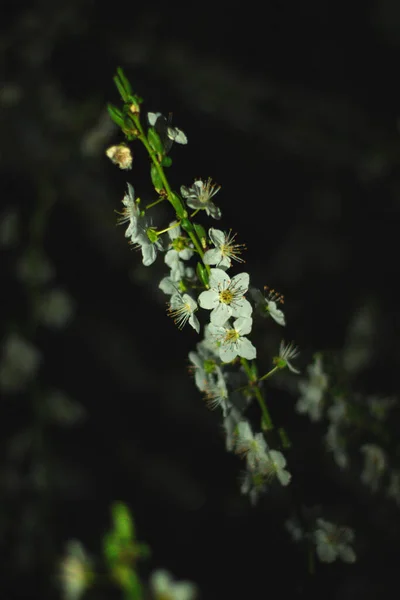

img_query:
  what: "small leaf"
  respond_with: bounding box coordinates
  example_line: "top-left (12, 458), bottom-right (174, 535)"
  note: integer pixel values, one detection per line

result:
top-left (150, 164), bottom-right (164, 193)
top-left (193, 223), bottom-right (207, 248)
top-left (112, 502), bottom-right (135, 540)
top-left (147, 127), bottom-right (165, 155)
top-left (116, 67), bottom-right (132, 96)
top-left (196, 262), bottom-right (209, 287)
top-left (107, 104), bottom-right (125, 128)
top-left (161, 156), bottom-right (173, 167)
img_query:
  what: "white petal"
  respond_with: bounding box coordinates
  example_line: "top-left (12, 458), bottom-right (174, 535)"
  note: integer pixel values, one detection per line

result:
top-left (231, 272), bottom-right (250, 292)
top-left (147, 112), bottom-right (161, 126)
top-left (219, 344), bottom-right (238, 363)
top-left (232, 298), bottom-right (253, 319)
top-left (141, 243), bottom-right (157, 266)
top-left (234, 317), bottom-right (253, 336)
top-left (189, 314), bottom-right (200, 334)
top-left (209, 268), bottom-right (230, 288)
top-left (208, 228), bottom-right (225, 247)
top-left (237, 337), bottom-right (256, 360)
top-left (198, 289), bottom-right (219, 310)
top-left (210, 303), bottom-right (231, 326)
top-left (203, 248), bottom-right (222, 266)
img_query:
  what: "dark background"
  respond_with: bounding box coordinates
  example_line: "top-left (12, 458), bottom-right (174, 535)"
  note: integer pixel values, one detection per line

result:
top-left (1, 1), bottom-right (400, 598)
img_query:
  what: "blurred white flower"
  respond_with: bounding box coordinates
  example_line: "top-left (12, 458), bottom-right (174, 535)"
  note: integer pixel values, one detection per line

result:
top-left (59, 540), bottom-right (92, 600)
top-left (150, 569), bottom-right (197, 600)
top-left (0, 332), bottom-right (41, 392)
top-left (360, 443), bottom-right (387, 492)
top-left (314, 518), bottom-right (356, 563)
top-left (296, 355), bottom-right (328, 421)
top-left (37, 288), bottom-right (75, 329)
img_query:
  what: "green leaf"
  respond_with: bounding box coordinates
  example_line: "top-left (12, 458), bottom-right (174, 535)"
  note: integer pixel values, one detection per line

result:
top-left (147, 127), bottom-right (164, 155)
top-left (196, 262), bottom-right (209, 287)
top-left (170, 193), bottom-right (185, 219)
top-left (116, 67), bottom-right (132, 97)
top-left (150, 164), bottom-right (164, 193)
top-left (113, 75), bottom-right (129, 102)
top-left (107, 104), bottom-right (125, 128)
top-left (161, 156), bottom-right (173, 167)
top-left (180, 218), bottom-right (194, 234)
top-left (112, 502), bottom-right (135, 540)
top-left (193, 223), bottom-right (207, 248)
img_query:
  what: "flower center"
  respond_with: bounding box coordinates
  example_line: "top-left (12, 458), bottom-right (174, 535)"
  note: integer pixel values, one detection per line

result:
top-left (219, 289), bottom-right (233, 305)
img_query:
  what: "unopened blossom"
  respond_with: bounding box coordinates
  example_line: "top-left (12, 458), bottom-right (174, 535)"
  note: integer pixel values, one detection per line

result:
top-left (105, 144), bottom-right (132, 169)
top-left (250, 286), bottom-right (286, 326)
top-left (203, 228), bottom-right (245, 270)
top-left (181, 178), bottom-right (221, 219)
top-left (360, 443), bottom-right (387, 492)
top-left (314, 518), bottom-right (356, 564)
top-left (208, 317), bottom-right (256, 362)
top-left (168, 292), bottom-right (200, 333)
top-left (149, 569), bottom-right (197, 600)
top-left (273, 340), bottom-right (300, 374)
top-left (198, 268), bottom-right (252, 326)
top-left (296, 354), bottom-right (328, 421)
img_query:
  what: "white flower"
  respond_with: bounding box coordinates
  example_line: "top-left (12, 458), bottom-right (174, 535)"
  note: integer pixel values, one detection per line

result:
top-left (264, 449), bottom-right (292, 486)
top-left (188, 344), bottom-right (220, 392)
top-left (325, 423), bottom-right (349, 469)
top-left (360, 443), bottom-right (387, 492)
top-left (168, 293), bottom-right (200, 333)
top-left (285, 518), bottom-right (304, 542)
top-left (203, 367), bottom-right (230, 416)
top-left (16, 251), bottom-right (54, 285)
top-left (250, 287), bottom-right (286, 326)
top-left (150, 569), bottom-right (197, 600)
top-left (134, 219), bottom-right (163, 267)
top-left (181, 178), bottom-right (221, 219)
top-left (37, 288), bottom-right (75, 329)
top-left (0, 332), bottom-right (41, 392)
top-left (59, 540), bottom-right (92, 600)
top-left (327, 396), bottom-right (348, 423)
top-left (117, 183), bottom-right (141, 241)
top-left (203, 228), bottom-right (245, 269)
top-left (223, 406), bottom-right (242, 452)
top-left (314, 518), bottom-right (356, 563)
top-left (296, 354), bottom-right (328, 421)
top-left (367, 395), bottom-right (396, 421)
top-left (147, 112), bottom-right (188, 148)
top-left (234, 421), bottom-right (269, 471)
top-left (198, 268), bottom-right (252, 326)
top-left (274, 340), bottom-right (300, 374)
top-left (208, 317), bottom-right (256, 362)
top-left (240, 470), bottom-right (268, 505)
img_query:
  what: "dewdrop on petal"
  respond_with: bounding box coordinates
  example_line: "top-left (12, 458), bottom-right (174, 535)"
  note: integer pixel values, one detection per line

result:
top-left (106, 144), bottom-right (133, 170)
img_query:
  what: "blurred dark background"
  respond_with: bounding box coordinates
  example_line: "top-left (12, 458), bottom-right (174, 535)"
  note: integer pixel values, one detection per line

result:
top-left (1, 1), bottom-right (400, 598)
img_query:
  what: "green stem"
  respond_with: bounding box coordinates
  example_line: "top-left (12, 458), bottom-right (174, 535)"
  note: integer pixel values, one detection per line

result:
top-left (259, 365), bottom-right (280, 382)
top-left (241, 358), bottom-right (273, 431)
